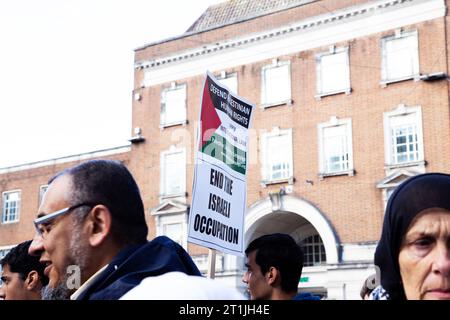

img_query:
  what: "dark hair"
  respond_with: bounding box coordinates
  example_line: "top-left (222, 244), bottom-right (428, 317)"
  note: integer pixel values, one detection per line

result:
top-left (49, 159), bottom-right (148, 245)
top-left (1, 240), bottom-right (48, 286)
top-left (245, 233), bottom-right (304, 293)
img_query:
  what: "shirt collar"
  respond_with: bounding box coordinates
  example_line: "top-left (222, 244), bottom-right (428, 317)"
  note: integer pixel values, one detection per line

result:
top-left (70, 264), bottom-right (109, 300)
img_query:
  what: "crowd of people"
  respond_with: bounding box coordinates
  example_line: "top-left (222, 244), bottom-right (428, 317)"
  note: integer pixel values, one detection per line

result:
top-left (0, 159), bottom-right (448, 300)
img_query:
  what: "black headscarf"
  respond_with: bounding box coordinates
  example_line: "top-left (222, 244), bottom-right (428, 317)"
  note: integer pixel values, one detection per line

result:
top-left (374, 172), bottom-right (450, 300)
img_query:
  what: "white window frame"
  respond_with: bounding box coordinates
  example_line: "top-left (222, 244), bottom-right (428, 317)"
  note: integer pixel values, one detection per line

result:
top-left (39, 184), bottom-right (48, 205)
top-left (317, 117), bottom-right (354, 178)
top-left (160, 146), bottom-right (186, 199)
top-left (383, 104), bottom-right (424, 168)
top-left (261, 59), bottom-right (292, 108)
top-left (315, 46), bottom-right (351, 99)
top-left (156, 213), bottom-right (188, 249)
top-left (380, 29), bottom-right (420, 85)
top-left (260, 127), bottom-right (294, 185)
top-left (160, 82), bottom-right (187, 128)
top-left (2, 190), bottom-right (21, 224)
top-left (301, 234), bottom-right (327, 267)
top-left (217, 71), bottom-right (238, 95)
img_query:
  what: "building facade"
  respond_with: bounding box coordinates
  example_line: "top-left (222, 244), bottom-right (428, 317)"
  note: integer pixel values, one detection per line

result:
top-left (1, 0), bottom-right (450, 299)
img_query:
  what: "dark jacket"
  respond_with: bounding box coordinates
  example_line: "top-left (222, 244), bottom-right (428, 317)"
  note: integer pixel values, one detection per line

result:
top-left (292, 292), bottom-right (321, 300)
top-left (76, 236), bottom-right (201, 300)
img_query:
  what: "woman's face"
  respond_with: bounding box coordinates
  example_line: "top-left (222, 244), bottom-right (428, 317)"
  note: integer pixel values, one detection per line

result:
top-left (398, 208), bottom-right (450, 300)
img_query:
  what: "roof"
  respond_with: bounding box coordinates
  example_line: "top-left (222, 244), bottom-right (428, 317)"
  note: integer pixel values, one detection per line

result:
top-left (135, 0), bottom-right (318, 51)
top-left (186, 0), bottom-right (317, 33)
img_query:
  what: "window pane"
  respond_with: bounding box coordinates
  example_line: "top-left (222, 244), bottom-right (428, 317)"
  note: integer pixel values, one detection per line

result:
top-left (163, 152), bottom-right (184, 196)
top-left (385, 34), bottom-right (418, 80)
top-left (218, 75), bottom-right (238, 95)
top-left (320, 51), bottom-right (349, 93)
top-left (392, 126), bottom-right (418, 164)
top-left (262, 64), bottom-right (290, 104)
top-left (389, 112), bottom-right (419, 164)
top-left (265, 133), bottom-right (292, 181)
top-left (163, 223), bottom-right (183, 245)
top-left (2, 191), bottom-right (20, 223)
top-left (162, 86), bottom-right (186, 124)
top-left (301, 235), bottom-right (326, 267)
top-left (323, 125), bottom-right (349, 173)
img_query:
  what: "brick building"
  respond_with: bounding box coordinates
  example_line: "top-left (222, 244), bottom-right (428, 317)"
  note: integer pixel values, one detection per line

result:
top-left (1, 0), bottom-right (450, 299)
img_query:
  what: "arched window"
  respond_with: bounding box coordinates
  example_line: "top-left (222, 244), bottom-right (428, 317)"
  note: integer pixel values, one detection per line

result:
top-left (301, 235), bottom-right (326, 267)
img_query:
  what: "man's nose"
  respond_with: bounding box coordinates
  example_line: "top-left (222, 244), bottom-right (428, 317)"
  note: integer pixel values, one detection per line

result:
top-left (28, 233), bottom-right (44, 257)
top-left (241, 271), bottom-right (249, 284)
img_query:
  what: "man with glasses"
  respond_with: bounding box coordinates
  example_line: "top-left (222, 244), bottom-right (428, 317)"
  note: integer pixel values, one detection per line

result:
top-left (0, 240), bottom-right (48, 300)
top-left (29, 159), bottom-right (201, 300)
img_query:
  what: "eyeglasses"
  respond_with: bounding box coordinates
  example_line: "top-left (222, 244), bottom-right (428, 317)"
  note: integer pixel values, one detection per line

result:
top-left (34, 202), bottom-right (95, 237)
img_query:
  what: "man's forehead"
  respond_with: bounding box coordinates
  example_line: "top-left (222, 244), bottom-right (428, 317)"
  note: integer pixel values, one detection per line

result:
top-left (38, 174), bottom-right (72, 215)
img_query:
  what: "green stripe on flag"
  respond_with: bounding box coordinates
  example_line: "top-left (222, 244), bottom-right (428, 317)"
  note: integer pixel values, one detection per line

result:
top-left (202, 133), bottom-right (246, 174)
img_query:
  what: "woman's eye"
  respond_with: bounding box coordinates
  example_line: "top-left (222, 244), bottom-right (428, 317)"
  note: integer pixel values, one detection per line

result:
top-left (413, 237), bottom-right (433, 248)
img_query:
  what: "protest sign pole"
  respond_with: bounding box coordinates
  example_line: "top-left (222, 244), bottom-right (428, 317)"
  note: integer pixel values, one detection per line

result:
top-left (207, 248), bottom-right (216, 279)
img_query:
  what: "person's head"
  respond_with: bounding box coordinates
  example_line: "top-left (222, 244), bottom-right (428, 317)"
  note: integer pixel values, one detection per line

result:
top-left (360, 274), bottom-right (377, 300)
top-left (0, 240), bottom-right (48, 300)
top-left (28, 159), bottom-right (148, 299)
top-left (242, 233), bottom-right (303, 300)
top-left (374, 173), bottom-right (450, 300)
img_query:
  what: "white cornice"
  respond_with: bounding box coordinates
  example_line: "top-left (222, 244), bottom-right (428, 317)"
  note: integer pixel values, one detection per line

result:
top-left (136, 0), bottom-right (445, 87)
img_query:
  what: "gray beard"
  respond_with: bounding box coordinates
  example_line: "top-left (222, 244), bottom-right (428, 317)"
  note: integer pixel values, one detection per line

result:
top-left (41, 221), bottom-right (89, 300)
top-left (41, 282), bottom-right (71, 300)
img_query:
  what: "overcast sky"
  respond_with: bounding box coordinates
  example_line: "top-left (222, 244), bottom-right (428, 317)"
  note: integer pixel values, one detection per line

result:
top-left (0, 0), bottom-right (224, 168)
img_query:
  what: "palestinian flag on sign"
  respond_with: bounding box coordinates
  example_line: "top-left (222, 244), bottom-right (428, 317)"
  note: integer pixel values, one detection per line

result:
top-left (199, 75), bottom-right (247, 175)
top-left (200, 75), bottom-right (222, 151)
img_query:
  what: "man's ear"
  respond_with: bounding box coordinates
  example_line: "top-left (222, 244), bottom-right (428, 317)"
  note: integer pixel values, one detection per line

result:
top-left (25, 271), bottom-right (40, 291)
top-left (266, 266), bottom-right (280, 286)
top-left (86, 205), bottom-right (112, 247)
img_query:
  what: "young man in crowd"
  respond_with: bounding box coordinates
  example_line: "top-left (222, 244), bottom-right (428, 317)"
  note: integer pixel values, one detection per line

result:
top-left (0, 240), bottom-right (48, 300)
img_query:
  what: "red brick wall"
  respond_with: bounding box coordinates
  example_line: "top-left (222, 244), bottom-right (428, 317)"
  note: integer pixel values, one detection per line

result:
top-left (0, 152), bottom-right (130, 246)
top-left (131, 0), bottom-right (450, 250)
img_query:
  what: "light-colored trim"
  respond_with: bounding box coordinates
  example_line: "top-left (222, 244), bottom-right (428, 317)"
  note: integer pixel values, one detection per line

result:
top-left (245, 195), bottom-right (340, 264)
top-left (151, 199), bottom-right (188, 216)
top-left (260, 127), bottom-right (293, 184)
top-left (315, 46), bottom-right (351, 98)
top-left (136, 0), bottom-right (444, 86)
top-left (159, 146), bottom-right (187, 199)
top-left (383, 104), bottom-right (424, 166)
top-left (159, 83), bottom-right (187, 127)
top-left (376, 168), bottom-right (419, 188)
top-left (380, 29), bottom-right (420, 85)
top-left (0, 145), bottom-right (131, 174)
top-left (216, 71), bottom-right (238, 95)
top-left (155, 211), bottom-right (188, 250)
top-left (260, 60), bottom-right (291, 106)
top-left (317, 117), bottom-right (354, 177)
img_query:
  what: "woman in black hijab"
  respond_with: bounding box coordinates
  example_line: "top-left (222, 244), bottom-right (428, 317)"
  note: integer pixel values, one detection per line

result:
top-left (373, 172), bottom-right (450, 300)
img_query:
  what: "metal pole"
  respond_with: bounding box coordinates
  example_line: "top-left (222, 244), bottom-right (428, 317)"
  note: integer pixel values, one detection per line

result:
top-left (207, 248), bottom-right (216, 279)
